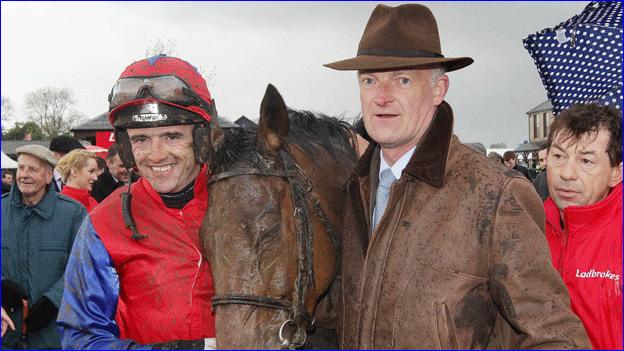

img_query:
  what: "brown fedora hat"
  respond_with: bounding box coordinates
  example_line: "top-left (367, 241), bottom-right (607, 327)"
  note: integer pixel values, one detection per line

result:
top-left (325, 4), bottom-right (473, 72)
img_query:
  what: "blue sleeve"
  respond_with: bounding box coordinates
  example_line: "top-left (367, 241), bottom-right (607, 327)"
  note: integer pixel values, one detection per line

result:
top-left (56, 216), bottom-right (150, 350)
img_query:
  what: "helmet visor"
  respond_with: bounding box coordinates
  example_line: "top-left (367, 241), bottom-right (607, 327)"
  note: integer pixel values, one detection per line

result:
top-left (110, 100), bottom-right (205, 128)
top-left (110, 75), bottom-right (194, 108)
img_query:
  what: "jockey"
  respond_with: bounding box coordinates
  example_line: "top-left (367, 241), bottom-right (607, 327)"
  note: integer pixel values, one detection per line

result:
top-left (57, 55), bottom-right (222, 349)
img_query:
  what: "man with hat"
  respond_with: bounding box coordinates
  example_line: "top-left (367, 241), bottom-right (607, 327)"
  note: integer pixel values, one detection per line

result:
top-left (2, 145), bottom-right (87, 349)
top-left (49, 135), bottom-right (87, 192)
top-left (325, 4), bottom-right (590, 348)
top-left (57, 55), bottom-right (222, 349)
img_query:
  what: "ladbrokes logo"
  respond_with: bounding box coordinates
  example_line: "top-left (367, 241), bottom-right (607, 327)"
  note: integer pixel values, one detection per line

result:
top-left (576, 269), bottom-right (620, 281)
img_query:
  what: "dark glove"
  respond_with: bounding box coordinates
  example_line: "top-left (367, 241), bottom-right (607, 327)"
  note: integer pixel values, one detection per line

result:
top-left (24, 296), bottom-right (58, 334)
top-left (2, 279), bottom-right (28, 310)
top-left (151, 339), bottom-right (206, 350)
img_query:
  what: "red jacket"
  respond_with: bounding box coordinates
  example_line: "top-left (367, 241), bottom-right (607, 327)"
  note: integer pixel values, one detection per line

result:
top-left (61, 185), bottom-right (98, 211)
top-left (90, 165), bottom-right (215, 344)
top-left (545, 182), bottom-right (622, 350)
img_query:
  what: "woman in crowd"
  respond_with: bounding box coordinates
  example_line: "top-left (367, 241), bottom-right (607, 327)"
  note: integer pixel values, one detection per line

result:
top-left (56, 149), bottom-right (99, 211)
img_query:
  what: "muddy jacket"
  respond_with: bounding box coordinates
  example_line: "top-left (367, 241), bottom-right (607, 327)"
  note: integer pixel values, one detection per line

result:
top-left (545, 182), bottom-right (622, 350)
top-left (57, 166), bottom-right (215, 348)
top-left (339, 102), bottom-right (590, 349)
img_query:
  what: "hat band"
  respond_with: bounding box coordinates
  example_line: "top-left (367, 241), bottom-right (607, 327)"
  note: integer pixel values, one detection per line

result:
top-left (357, 48), bottom-right (444, 58)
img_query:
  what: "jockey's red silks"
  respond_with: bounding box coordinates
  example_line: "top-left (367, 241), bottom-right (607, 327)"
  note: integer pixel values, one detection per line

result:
top-left (91, 165), bottom-right (214, 343)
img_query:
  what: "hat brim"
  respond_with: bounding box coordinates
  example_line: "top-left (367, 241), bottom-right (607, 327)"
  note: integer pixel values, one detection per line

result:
top-left (324, 55), bottom-right (473, 72)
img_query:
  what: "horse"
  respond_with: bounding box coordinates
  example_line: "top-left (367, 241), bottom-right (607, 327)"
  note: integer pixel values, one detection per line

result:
top-left (200, 84), bottom-right (358, 349)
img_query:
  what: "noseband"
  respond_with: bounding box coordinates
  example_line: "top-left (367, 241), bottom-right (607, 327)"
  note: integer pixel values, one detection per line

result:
top-left (208, 146), bottom-right (336, 349)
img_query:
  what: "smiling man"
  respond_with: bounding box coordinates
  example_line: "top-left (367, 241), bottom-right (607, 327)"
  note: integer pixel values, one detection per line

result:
top-left (326, 3), bottom-right (589, 349)
top-left (57, 55), bottom-right (221, 349)
top-left (545, 103), bottom-right (622, 350)
top-left (2, 145), bottom-right (86, 349)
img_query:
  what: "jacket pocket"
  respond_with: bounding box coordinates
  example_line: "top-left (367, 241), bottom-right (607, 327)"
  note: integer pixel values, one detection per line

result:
top-left (435, 301), bottom-right (458, 349)
top-left (39, 241), bottom-right (69, 271)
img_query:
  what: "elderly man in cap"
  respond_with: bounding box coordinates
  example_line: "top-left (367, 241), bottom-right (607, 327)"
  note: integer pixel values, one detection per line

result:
top-left (325, 4), bottom-right (590, 349)
top-left (1, 145), bottom-right (87, 349)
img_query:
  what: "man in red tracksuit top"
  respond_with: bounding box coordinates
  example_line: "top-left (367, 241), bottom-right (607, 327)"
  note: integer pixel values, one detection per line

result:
top-left (544, 103), bottom-right (622, 350)
top-left (57, 55), bottom-right (224, 349)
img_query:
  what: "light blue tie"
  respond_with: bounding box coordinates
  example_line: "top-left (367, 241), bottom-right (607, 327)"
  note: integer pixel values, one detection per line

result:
top-left (372, 169), bottom-right (397, 232)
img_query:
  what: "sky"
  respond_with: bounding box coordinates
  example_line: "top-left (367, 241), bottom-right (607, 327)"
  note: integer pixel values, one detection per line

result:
top-left (1, 1), bottom-right (588, 148)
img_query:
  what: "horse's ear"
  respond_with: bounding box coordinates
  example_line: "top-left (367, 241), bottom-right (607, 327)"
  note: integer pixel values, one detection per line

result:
top-left (257, 84), bottom-right (289, 154)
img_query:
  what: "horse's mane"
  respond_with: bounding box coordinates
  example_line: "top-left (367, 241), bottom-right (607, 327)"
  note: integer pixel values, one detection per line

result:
top-left (213, 109), bottom-right (356, 172)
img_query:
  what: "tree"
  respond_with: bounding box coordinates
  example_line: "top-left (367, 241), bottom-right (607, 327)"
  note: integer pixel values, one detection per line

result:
top-left (145, 38), bottom-right (177, 58)
top-left (2, 121), bottom-right (45, 140)
top-left (2, 96), bottom-right (15, 128)
top-left (24, 87), bottom-right (84, 138)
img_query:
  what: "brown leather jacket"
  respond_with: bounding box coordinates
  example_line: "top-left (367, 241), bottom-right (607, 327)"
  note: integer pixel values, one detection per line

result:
top-left (339, 102), bottom-right (590, 349)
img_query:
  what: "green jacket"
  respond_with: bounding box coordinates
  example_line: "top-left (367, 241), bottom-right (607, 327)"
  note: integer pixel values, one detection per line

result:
top-left (2, 183), bottom-right (86, 349)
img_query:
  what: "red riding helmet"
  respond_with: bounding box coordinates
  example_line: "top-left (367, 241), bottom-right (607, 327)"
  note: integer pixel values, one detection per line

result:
top-left (108, 55), bottom-right (219, 169)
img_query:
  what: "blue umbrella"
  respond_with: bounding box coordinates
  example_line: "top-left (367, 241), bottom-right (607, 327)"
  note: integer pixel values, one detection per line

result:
top-left (524, 1), bottom-right (622, 114)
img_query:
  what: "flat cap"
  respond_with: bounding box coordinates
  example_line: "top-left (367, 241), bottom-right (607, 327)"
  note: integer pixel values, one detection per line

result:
top-left (49, 135), bottom-right (85, 154)
top-left (16, 145), bottom-right (57, 167)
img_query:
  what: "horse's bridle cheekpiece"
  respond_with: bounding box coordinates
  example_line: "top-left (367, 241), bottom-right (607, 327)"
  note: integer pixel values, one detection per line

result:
top-left (209, 145), bottom-right (336, 349)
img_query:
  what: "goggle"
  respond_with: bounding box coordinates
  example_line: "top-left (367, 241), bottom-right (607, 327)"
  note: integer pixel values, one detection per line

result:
top-left (109, 75), bottom-right (196, 108)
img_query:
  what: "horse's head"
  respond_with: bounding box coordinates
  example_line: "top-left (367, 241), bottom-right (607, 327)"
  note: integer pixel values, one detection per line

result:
top-left (201, 85), bottom-right (356, 349)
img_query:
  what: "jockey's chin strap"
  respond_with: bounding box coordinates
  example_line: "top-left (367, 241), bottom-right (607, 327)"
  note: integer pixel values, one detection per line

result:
top-left (209, 147), bottom-right (335, 349)
top-left (121, 170), bottom-right (148, 240)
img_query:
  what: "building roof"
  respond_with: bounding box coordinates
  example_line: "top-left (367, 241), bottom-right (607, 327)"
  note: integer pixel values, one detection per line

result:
top-left (235, 116), bottom-right (257, 128)
top-left (2, 140), bottom-right (51, 156)
top-left (71, 112), bottom-right (240, 132)
top-left (72, 112), bottom-right (112, 131)
top-left (217, 117), bottom-right (240, 129)
top-left (526, 100), bottom-right (553, 115)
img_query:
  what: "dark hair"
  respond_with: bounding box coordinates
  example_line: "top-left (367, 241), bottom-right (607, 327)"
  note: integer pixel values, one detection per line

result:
top-left (49, 136), bottom-right (85, 154)
top-left (2, 170), bottom-right (14, 178)
top-left (502, 151), bottom-right (516, 161)
top-left (96, 156), bottom-right (107, 170)
top-left (107, 143), bottom-right (119, 160)
top-left (548, 103), bottom-right (622, 167)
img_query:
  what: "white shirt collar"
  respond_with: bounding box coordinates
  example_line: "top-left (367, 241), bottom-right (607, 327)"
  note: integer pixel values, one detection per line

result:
top-left (379, 146), bottom-right (417, 180)
top-left (54, 169), bottom-right (62, 183)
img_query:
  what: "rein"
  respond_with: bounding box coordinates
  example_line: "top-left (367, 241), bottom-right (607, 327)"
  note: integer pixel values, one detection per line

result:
top-left (209, 147), bottom-right (333, 349)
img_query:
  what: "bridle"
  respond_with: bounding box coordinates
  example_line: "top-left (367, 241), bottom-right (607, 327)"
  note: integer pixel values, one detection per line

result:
top-left (208, 145), bottom-right (337, 349)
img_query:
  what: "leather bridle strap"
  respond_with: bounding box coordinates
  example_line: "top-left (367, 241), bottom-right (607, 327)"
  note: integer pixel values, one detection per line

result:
top-left (208, 167), bottom-right (298, 184)
top-left (211, 294), bottom-right (291, 311)
top-left (208, 147), bottom-right (323, 348)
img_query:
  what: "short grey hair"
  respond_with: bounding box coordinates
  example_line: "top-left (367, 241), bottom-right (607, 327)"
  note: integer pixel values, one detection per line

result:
top-left (430, 67), bottom-right (446, 86)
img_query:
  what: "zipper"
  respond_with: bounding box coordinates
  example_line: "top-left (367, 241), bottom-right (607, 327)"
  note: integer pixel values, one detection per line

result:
top-left (190, 244), bottom-right (202, 306)
top-left (557, 216), bottom-right (569, 276)
top-left (359, 180), bottom-right (409, 343)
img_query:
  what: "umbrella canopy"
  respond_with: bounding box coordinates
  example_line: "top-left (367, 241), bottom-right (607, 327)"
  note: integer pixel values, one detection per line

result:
top-left (2, 150), bottom-right (18, 169)
top-left (85, 144), bottom-right (109, 159)
top-left (523, 1), bottom-right (622, 114)
top-left (85, 145), bottom-right (108, 153)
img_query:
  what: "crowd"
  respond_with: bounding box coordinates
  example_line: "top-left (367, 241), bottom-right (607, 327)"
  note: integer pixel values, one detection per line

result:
top-left (1, 3), bottom-right (621, 350)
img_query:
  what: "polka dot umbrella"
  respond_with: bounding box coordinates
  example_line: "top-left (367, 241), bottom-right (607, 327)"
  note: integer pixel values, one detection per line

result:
top-left (523, 1), bottom-right (622, 115)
